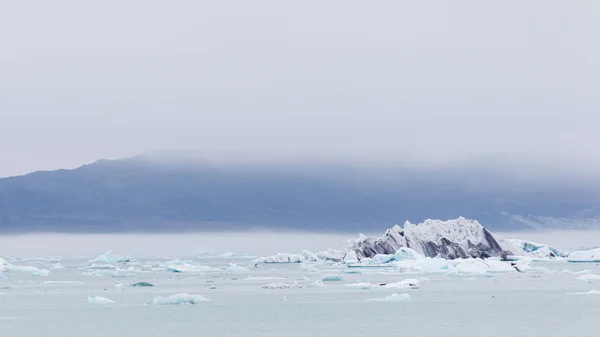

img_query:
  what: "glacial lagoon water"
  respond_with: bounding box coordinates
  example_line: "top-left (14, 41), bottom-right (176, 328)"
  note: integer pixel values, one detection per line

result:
top-left (1, 232), bottom-right (600, 337)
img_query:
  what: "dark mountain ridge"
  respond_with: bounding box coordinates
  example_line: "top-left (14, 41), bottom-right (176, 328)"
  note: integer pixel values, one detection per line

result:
top-left (1, 155), bottom-right (599, 233)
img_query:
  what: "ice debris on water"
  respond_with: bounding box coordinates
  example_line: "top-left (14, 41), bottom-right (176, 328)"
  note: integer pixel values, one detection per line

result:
top-left (150, 294), bottom-right (209, 305)
top-left (130, 282), bottom-right (154, 287)
top-left (306, 281), bottom-right (324, 288)
top-left (568, 290), bottom-right (600, 295)
top-left (217, 252), bottom-right (258, 259)
top-left (261, 282), bottom-right (303, 289)
top-left (51, 263), bottom-right (65, 270)
top-left (93, 250), bottom-right (131, 263)
top-left (322, 275), bottom-right (344, 282)
top-left (254, 251), bottom-right (320, 264)
top-left (5, 265), bottom-right (50, 276)
top-left (226, 263), bottom-right (251, 274)
top-left (347, 282), bottom-right (373, 290)
top-left (367, 293), bottom-right (412, 302)
top-left (381, 279), bottom-right (420, 289)
top-left (246, 276), bottom-right (286, 280)
top-left (44, 281), bottom-right (83, 285)
top-left (88, 296), bottom-right (116, 304)
top-left (567, 248), bottom-right (600, 263)
top-left (576, 274), bottom-right (600, 283)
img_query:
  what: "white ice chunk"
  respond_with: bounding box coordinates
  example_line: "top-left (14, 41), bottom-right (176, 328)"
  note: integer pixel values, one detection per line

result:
top-left (261, 282), bottom-right (302, 289)
top-left (51, 263), bottom-right (65, 270)
top-left (568, 290), bottom-right (600, 295)
top-left (577, 274), bottom-right (600, 283)
top-left (87, 296), bottom-right (116, 304)
top-left (367, 293), bottom-right (412, 302)
top-left (382, 279), bottom-right (420, 289)
top-left (568, 248), bottom-right (600, 263)
top-left (254, 250), bottom-right (320, 264)
top-left (93, 250), bottom-right (131, 263)
top-left (150, 294), bottom-right (209, 305)
top-left (226, 263), bottom-right (251, 274)
top-left (44, 281), bottom-right (83, 285)
top-left (306, 281), bottom-right (324, 288)
top-left (394, 248), bottom-right (425, 261)
top-left (5, 265), bottom-right (50, 276)
top-left (246, 276), bottom-right (286, 280)
top-left (346, 282), bottom-right (373, 290)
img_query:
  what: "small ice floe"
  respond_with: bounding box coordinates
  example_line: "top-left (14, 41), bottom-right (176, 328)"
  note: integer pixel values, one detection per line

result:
top-left (367, 293), bottom-right (412, 302)
top-left (44, 281), bottom-right (83, 285)
top-left (261, 282), bottom-right (302, 289)
top-left (322, 275), bottom-right (343, 282)
top-left (93, 250), bottom-right (131, 263)
top-left (306, 281), bottom-right (324, 288)
top-left (150, 294), bottom-right (209, 305)
top-left (87, 296), bottom-right (116, 304)
top-left (130, 282), bottom-right (154, 287)
top-left (346, 282), bottom-right (373, 290)
top-left (51, 263), bottom-right (65, 270)
top-left (567, 290), bottom-right (600, 295)
top-left (246, 276), bottom-right (286, 280)
top-left (380, 279), bottom-right (420, 289)
top-left (577, 274), bottom-right (600, 283)
top-left (225, 264), bottom-right (251, 274)
top-left (5, 266), bottom-right (50, 276)
top-left (567, 248), bottom-right (600, 263)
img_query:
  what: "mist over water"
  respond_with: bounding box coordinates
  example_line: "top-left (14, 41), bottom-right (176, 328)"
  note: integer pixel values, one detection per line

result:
top-left (1, 230), bottom-right (597, 257)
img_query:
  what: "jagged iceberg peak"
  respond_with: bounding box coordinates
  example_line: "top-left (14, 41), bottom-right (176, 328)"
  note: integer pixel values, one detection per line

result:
top-left (347, 217), bottom-right (510, 260)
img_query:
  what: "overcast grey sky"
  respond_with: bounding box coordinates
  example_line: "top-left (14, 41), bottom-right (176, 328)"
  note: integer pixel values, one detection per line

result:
top-left (1, 1), bottom-right (599, 177)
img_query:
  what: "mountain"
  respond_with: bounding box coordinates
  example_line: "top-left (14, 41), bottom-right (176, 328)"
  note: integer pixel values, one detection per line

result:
top-left (1, 154), bottom-right (600, 232)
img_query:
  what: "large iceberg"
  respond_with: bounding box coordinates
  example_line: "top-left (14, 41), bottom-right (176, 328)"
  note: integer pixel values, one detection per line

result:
top-left (346, 217), bottom-right (510, 260)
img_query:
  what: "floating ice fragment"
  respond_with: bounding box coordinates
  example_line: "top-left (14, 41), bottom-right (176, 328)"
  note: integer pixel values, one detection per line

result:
top-left (44, 281), bottom-right (83, 285)
top-left (577, 274), bottom-right (600, 283)
top-left (150, 294), bottom-right (209, 305)
top-left (217, 252), bottom-right (257, 259)
top-left (367, 293), bottom-right (412, 302)
top-left (51, 263), bottom-right (65, 270)
top-left (5, 265), bottom-right (50, 276)
top-left (93, 250), bottom-right (131, 263)
top-left (568, 248), bottom-right (600, 263)
top-left (245, 276), bottom-right (286, 280)
top-left (88, 296), bottom-right (116, 304)
top-left (568, 290), bottom-right (600, 295)
top-left (322, 275), bottom-right (343, 282)
top-left (306, 281), bottom-right (324, 288)
top-left (261, 282), bottom-right (302, 289)
top-left (130, 282), bottom-right (154, 287)
top-left (347, 282), bottom-right (373, 290)
top-left (226, 263), bottom-right (251, 274)
top-left (381, 279), bottom-right (420, 289)
top-left (254, 251), bottom-right (319, 264)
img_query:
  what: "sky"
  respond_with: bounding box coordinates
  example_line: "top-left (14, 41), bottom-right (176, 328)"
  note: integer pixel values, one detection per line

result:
top-left (1, 1), bottom-right (599, 178)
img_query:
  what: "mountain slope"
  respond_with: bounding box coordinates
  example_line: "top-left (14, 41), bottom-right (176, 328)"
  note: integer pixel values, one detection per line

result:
top-left (1, 155), bottom-right (599, 232)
